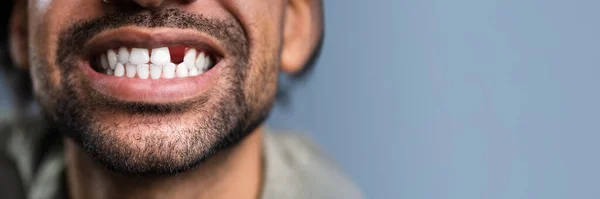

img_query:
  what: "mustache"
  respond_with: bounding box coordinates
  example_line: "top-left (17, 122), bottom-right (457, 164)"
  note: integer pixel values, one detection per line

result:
top-left (56, 8), bottom-right (248, 64)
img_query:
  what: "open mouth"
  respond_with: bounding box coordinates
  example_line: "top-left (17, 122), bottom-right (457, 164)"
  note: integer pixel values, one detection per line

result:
top-left (80, 28), bottom-right (228, 103)
top-left (92, 46), bottom-right (218, 79)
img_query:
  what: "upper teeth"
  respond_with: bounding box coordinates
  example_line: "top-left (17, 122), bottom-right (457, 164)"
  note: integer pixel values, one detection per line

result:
top-left (100, 47), bottom-right (213, 79)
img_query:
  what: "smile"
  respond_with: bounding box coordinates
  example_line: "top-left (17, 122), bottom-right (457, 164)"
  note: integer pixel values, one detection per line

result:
top-left (81, 27), bottom-right (227, 103)
top-left (93, 46), bottom-right (216, 79)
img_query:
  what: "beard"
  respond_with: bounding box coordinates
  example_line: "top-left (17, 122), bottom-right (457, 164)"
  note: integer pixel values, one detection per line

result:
top-left (45, 8), bottom-right (271, 176)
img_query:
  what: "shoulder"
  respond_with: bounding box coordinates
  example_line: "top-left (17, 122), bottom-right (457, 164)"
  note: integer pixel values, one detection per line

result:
top-left (0, 117), bottom-right (29, 199)
top-left (263, 131), bottom-right (364, 199)
top-left (0, 116), bottom-right (53, 160)
top-left (0, 116), bottom-right (63, 199)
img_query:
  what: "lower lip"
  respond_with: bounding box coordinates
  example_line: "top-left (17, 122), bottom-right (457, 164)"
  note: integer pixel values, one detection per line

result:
top-left (82, 61), bottom-right (221, 103)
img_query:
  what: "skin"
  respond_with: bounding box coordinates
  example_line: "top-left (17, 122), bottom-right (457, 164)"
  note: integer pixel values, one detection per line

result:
top-left (9, 0), bottom-right (323, 198)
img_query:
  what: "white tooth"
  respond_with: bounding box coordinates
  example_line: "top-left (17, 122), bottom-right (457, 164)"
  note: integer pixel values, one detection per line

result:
top-left (195, 52), bottom-right (206, 71)
top-left (107, 49), bottom-right (118, 69)
top-left (137, 64), bottom-right (149, 79)
top-left (204, 55), bottom-right (212, 70)
top-left (125, 63), bottom-right (137, 78)
top-left (162, 63), bottom-right (176, 79)
top-left (100, 54), bottom-right (109, 69)
top-left (176, 63), bottom-right (188, 78)
top-left (189, 67), bottom-right (199, 76)
top-left (150, 64), bottom-right (162, 80)
top-left (118, 47), bottom-right (130, 63)
top-left (129, 48), bottom-right (150, 65)
top-left (114, 63), bottom-right (125, 77)
top-left (106, 69), bottom-right (114, 76)
top-left (151, 47), bottom-right (171, 65)
top-left (184, 49), bottom-right (197, 69)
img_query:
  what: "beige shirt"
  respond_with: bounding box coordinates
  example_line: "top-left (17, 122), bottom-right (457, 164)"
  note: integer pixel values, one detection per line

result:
top-left (0, 117), bottom-right (363, 199)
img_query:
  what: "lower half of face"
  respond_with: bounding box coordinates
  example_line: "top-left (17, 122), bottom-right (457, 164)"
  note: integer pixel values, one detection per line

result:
top-left (28, 1), bottom-right (281, 175)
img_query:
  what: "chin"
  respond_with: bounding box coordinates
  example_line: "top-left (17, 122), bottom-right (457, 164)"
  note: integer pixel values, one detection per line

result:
top-left (57, 81), bottom-right (249, 176)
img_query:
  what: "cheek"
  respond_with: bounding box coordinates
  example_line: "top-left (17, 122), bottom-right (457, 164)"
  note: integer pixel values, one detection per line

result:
top-left (28, 13), bottom-right (60, 109)
top-left (28, 0), bottom-right (61, 88)
top-left (232, 0), bottom-right (284, 113)
top-left (243, 39), bottom-right (280, 118)
top-left (26, 0), bottom-right (73, 115)
top-left (27, 0), bottom-right (103, 100)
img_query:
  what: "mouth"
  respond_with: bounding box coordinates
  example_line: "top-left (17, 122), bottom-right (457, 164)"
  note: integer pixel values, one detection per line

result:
top-left (92, 46), bottom-right (217, 79)
top-left (81, 27), bottom-right (226, 103)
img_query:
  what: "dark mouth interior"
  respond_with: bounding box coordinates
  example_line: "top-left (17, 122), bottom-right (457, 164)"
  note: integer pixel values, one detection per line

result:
top-left (168, 46), bottom-right (187, 64)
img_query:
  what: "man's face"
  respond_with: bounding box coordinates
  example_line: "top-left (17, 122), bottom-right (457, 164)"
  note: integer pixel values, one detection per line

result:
top-left (17, 0), bottom-right (319, 175)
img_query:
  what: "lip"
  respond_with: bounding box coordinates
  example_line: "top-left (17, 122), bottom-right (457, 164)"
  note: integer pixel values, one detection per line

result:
top-left (84, 27), bottom-right (225, 58)
top-left (79, 27), bottom-right (226, 103)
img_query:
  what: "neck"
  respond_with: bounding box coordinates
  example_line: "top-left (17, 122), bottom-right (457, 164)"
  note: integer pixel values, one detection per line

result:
top-left (64, 129), bottom-right (264, 199)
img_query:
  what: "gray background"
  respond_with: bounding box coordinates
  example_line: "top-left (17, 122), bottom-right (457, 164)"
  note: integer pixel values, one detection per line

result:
top-left (3, 0), bottom-right (600, 198)
top-left (270, 0), bottom-right (600, 198)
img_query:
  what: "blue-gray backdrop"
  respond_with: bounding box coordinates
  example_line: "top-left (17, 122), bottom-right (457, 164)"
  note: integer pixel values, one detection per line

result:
top-left (269, 0), bottom-right (600, 198)
top-left (3, 0), bottom-right (600, 198)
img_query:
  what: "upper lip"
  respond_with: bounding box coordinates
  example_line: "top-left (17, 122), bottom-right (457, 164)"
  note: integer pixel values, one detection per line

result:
top-left (83, 27), bottom-right (225, 60)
